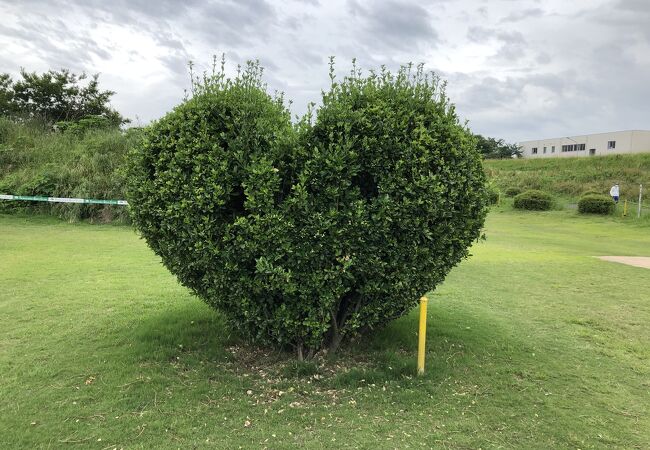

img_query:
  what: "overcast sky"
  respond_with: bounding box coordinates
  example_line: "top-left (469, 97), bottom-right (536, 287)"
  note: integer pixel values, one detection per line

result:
top-left (1, 0), bottom-right (648, 142)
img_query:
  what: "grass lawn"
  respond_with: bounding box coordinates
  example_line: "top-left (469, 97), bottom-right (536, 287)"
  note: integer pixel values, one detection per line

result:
top-left (1, 208), bottom-right (649, 449)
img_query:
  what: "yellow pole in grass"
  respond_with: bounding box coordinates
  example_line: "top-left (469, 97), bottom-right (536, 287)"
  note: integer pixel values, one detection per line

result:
top-left (417, 296), bottom-right (428, 376)
top-left (623, 199), bottom-right (628, 217)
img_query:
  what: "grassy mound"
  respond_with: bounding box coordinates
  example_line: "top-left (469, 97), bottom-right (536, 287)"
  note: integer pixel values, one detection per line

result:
top-left (2, 118), bottom-right (648, 224)
top-left (0, 118), bottom-right (140, 222)
top-left (484, 154), bottom-right (650, 201)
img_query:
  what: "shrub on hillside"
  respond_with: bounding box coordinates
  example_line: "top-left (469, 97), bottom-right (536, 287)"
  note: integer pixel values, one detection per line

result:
top-left (513, 190), bottom-right (553, 211)
top-left (127, 60), bottom-right (488, 358)
top-left (504, 186), bottom-right (522, 197)
top-left (578, 194), bottom-right (615, 215)
top-left (56, 115), bottom-right (116, 136)
top-left (486, 185), bottom-right (499, 205)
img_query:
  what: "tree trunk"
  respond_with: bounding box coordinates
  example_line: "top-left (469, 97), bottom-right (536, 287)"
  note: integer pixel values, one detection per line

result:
top-left (327, 330), bottom-right (344, 354)
top-left (297, 343), bottom-right (304, 361)
top-left (325, 291), bottom-right (364, 355)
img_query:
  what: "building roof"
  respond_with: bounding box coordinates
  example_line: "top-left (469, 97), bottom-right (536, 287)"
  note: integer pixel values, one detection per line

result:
top-left (519, 129), bottom-right (650, 144)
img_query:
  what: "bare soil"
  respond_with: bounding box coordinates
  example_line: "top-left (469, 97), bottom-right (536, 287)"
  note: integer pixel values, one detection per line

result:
top-left (597, 256), bottom-right (650, 269)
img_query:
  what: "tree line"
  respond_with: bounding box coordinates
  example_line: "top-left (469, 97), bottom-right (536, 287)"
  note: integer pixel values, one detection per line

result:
top-left (474, 133), bottom-right (522, 159)
top-left (0, 69), bottom-right (126, 129)
top-left (0, 67), bottom-right (520, 158)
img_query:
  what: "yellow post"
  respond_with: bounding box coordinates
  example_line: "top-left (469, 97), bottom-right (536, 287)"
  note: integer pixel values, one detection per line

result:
top-left (623, 199), bottom-right (628, 217)
top-left (417, 296), bottom-right (428, 376)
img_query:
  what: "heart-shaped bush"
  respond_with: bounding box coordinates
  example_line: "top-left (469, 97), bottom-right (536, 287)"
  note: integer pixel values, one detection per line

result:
top-left (127, 61), bottom-right (488, 358)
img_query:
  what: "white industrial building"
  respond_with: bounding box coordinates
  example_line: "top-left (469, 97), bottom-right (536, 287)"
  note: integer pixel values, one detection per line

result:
top-left (519, 130), bottom-right (650, 158)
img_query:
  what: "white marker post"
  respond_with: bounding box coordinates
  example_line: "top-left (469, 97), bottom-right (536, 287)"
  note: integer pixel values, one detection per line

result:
top-left (638, 184), bottom-right (643, 218)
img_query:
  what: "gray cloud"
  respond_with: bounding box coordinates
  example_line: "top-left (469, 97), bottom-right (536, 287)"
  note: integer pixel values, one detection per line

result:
top-left (467, 27), bottom-right (527, 62)
top-left (467, 27), bottom-right (525, 45)
top-left (536, 52), bottom-right (551, 65)
top-left (596, 0), bottom-right (650, 41)
top-left (0, 0), bottom-right (648, 143)
top-left (348, 0), bottom-right (439, 52)
top-left (0, 16), bottom-right (111, 70)
top-left (492, 31), bottom-right (527, 62)
top-left (617, 0), bottom-right (649, 11)
top-left (500, 8), bottom-right (544, 23)
top-left (466, 26), bottom-right (492, 43)
top-left (196, 0), bottom-right (277, 45)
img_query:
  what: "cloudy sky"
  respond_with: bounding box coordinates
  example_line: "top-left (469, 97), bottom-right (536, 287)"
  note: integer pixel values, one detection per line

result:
top-left (1, 0), bottom-right (648, 142)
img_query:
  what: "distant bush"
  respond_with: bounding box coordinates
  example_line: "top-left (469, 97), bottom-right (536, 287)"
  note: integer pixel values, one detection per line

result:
top-left (504, 186), bottom-right (522, 197)
top-left (127, 60), bottom-right (488, 358)
top-left (578, 194), bottom-right (615, 215)
top-left (513, 190), bottom-right (553, 211)
top-left (55, 115), bottom-right (115, 136)
top-left (486, 185), bottom-right (500, 205)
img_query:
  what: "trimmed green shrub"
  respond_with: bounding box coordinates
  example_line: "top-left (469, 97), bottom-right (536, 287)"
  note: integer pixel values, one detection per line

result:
top-left (578, 194), bottom-right (615, 215)
top-left (504, 186), bottom-right (522, 197)
top-left (127, 61), bottom-right (488, 358)
top-left (513, 190), bottom-right (553, 211)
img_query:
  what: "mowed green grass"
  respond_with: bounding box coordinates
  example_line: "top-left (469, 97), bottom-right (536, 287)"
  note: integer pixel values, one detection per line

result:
top-left (1, 210), bottom-right (649, 449)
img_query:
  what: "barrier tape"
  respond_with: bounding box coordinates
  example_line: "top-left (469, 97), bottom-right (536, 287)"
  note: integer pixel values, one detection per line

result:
top-left (0, 194), bottom-right (645, 210)
top-left (0, 194), bottom-right (128, 206)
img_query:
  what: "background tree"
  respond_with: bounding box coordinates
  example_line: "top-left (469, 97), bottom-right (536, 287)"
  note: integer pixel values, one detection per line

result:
top-left (0, 69), bottom-right (125, 126)
top-left (0, 74), bottom-right (16, 117)
top-left (475, 133), bottom-right (522, 159)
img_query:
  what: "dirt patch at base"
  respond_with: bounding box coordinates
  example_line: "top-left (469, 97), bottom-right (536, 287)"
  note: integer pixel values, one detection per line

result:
top-left (596, 256), bottom-right (650, 269)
